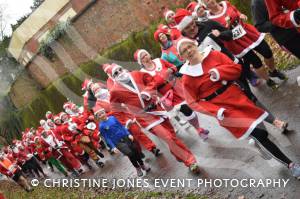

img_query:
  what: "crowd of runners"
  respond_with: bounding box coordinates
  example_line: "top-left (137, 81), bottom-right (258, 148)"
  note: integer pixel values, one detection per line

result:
top-left (1, 0), bottom-right (300, 192)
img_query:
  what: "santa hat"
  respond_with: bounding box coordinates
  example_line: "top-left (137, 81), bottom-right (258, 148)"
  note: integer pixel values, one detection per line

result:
top-left (176, 37), bottom-right (198, 55)
top-left (40, 119), bottom-right (46, 126)
top-left (53, 115), bottom-right (60, 122)
top-left (154, 28), bottom-right (169, 42)
top-left (164, 9), bottom-right (175, 21)
top-left (134, 49), bottom-right (150, 65)
top-left (174, 9), bottom-right (194, 31)
top-left (59, 112), bottom-right (68, 120)
top-left (94, 107), bottom-right (105, 116)
top-left (45, 111), bottom-right (53, 119)
top-left (102, 64), bottom-right (113, 77)
top-left (82, 79), bottom-right (93, 91)
top-left (63, 102), bottom-right (73, 110)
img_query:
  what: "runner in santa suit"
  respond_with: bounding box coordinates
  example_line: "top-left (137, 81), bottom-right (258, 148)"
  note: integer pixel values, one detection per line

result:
top-left (33, 136), bottom-right (68, 177)
top-left (101, 64), bottom-right (161, 156)
top-left (203, 0), bottom-right (287, 89)
top-left (12, 142), bottom-right (47, 179)
top-left (39, 130), bottom-right (83, 176)
top-left (3, 147), bottom-right (14, 162)
top-left (134, 49), bottom-right (209, 140)
top-left (55, 113), bottom-right (93, 170)
top-left (176, 38), bottom-right (300, 178)
top-left (0, 153), bottom-right (33, 192)
top-left (154, 28), bottom-right (185, 72)
top-left (263, 0), bottom-right (300, 58)
top-left (186, 1), bottom-right (209, 22)
top-left (174, 9), bottom-right (289, 131)
top-left (108, 64), bottom-right (200, 173)
top-left (163, 10), bottom-right (182, 40)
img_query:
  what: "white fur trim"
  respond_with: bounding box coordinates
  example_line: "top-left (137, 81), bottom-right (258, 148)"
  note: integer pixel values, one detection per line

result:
top-left (235, 33), bottom-right (265, 58)
top-left (194, 4), bottom-right (201, 13)
top-left (176, 38), bottom-right (198, 55)
top-left (185, 111), bottom-right (197, 120)
top-left (145, 117), bottom-right (165, 131)
top-left (209, 68), bottom-right (220, 82)
top-left (217, 108), bottom-right (226, 120)
top-left (233, 57), bottom-right (239, 63)
top-left (125, 119), bottom-right (132, 129)
top-left (165, 10), bottom-right (175, 21)
top-left (177, 16), bottom-right (194, 31)
top-left (239, 111), bottom-right (269, 140)
top-left (207, 1), bottom-right (227, 19)
top-left (137, 49), bottom-right (149, 65)
top-left (290, 10), bottom-right (300, 27)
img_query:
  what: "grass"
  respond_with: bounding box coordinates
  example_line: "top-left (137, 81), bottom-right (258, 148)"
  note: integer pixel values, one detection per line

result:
top-left (0, 181), bottom-right (210, 199)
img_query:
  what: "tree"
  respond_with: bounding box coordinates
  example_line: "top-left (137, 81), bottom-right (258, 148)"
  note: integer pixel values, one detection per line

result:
top-left (30, 0), bottom-right (45, 11)
top-left (0, 4), bottom-right (8, 41)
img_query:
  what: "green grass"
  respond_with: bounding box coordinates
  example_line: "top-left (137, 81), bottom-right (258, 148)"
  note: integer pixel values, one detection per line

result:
top-left (0, 181), bottom-right (209, 199)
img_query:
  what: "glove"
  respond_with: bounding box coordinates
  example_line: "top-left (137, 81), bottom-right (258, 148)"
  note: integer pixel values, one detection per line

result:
top-left (294, 9), bottom-right (300, 26)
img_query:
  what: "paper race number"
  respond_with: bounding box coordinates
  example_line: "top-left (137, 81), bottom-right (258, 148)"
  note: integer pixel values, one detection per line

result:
top-left (232, 24), bottom-right (246, 40)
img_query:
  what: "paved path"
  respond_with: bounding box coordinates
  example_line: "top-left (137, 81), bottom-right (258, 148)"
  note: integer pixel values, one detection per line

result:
top-left (39, 66), bottom-right (300, 198)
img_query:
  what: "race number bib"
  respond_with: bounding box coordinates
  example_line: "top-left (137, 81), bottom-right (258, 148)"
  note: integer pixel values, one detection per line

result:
top-left (198, 36), bottom-right (222, 52)
top-left (232, 24), bottom-right (246, 40)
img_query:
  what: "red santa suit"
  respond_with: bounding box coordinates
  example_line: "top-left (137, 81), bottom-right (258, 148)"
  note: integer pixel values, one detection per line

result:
top-left (110, 70), bottom-right (197, 167)
top-left (180, 48), bottom-right (268, 139)
top-left (102, 64), bottom-right (157, 152)
top-left (265, 0), bottom-right (300, 29)
top-left (208, 1), bottom-right (265, 58)
top-left (40, 130), bottom-right (82, 170)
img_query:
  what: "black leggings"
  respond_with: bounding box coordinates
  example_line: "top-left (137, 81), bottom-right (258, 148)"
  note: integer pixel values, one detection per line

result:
top-left (250, 128), bottom-right (292, 167)
top-left (282, 35), bottom-right (300, 59)
top-left (116, 137), bottom-right (144, 168)
top-left (243, 39), bottom-right (273, 69)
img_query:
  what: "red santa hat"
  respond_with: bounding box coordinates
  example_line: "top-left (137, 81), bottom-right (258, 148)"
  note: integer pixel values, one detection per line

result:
top-left (134, 49), bottom-right (150, 65)
top-left (45, 111), bottom-right (53, 120)
top-left (94, 107), bottom-right (105, 116)
top-left (59, 112), bottom-right (68, 120)
top-left (176, 37), bottom-right (198, 55)
top-left (174, 9), bottom-right (194, 31)
top-left (63, 101), bottom-right (73, 110)
top-left (53, 114), bottom-right (60, 121)
top-left (82, 79), bottom-right (93, 91)
top-left (154, 28), bottom-right (169, 42)
top-left (164, 9), bottom-right (175, 21)
top-left (102, 64), bottom-right (113, 77)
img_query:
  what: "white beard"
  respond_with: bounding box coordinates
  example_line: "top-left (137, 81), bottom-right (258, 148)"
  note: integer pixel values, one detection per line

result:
top-left (116, 72), bottom-right (130, 83)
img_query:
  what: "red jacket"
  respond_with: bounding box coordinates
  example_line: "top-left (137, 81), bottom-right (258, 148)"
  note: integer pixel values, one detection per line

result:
top-left (265, 0), bottom-right (300, 28)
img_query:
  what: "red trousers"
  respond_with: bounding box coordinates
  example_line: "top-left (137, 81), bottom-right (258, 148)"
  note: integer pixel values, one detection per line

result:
top-left (150, 120), bottom-right (196, 167)
top-left (129, 123), bottom-right (156, 152)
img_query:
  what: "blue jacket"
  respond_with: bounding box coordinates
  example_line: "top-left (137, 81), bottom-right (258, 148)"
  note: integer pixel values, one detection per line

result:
top-left (99, 116), bottom-right (130, 149)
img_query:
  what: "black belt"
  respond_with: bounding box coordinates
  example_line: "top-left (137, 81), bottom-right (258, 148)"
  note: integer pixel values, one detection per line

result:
top-left (200, 82), bottom-right (232, 101)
